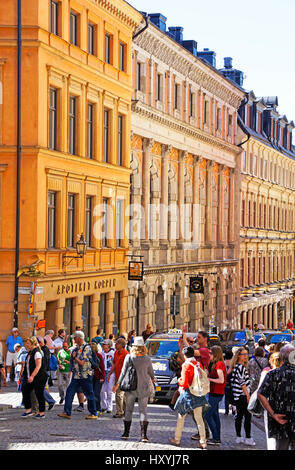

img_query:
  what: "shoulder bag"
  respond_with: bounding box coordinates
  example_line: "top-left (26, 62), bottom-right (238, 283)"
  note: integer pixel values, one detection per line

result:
top-left (119, 355), bottom-right (138, 392)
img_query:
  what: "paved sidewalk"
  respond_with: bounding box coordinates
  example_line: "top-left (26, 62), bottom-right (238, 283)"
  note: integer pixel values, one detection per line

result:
top-left (0, 382), bottom-right (266, 451)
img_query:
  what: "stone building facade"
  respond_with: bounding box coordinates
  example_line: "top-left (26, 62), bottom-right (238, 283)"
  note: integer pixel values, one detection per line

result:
top-left (128, 14), bottom-right (245, 334)
top-left (238, 92), bottom-right (295, 329)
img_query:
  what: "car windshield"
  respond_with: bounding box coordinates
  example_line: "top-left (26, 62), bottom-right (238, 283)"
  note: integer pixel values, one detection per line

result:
top-left (228, 331), bottom-right (246, 342)
top-left (145, 339), bottom-right (179, 358)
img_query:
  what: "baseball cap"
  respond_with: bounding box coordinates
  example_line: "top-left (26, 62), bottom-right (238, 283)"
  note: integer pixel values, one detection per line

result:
top-left (102, 339), bottom-right (112, 346)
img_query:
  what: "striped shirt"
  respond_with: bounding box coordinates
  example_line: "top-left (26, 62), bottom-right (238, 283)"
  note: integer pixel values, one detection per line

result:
top-left (231, 364), bottom-right (250, 401)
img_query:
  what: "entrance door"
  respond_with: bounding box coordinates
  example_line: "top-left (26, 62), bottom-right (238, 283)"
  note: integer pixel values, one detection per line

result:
top-left (63, 298), bottom-right (73, 340)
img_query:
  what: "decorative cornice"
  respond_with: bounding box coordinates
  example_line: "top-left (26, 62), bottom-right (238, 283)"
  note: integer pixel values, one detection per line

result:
top-left (134, 101), bottom-right (241, 155)
top-left (134, 28), bottom-right (245, 109)
top-left (93, 0), bottom-right (142, 29)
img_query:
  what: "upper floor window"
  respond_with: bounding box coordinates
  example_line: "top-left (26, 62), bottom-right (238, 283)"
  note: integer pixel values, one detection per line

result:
top-left (228, 114), bottom-right (233, 137)
top-left (88, 23), bottom-right (95, 55)
top-left (67, 193), bottom-right (76, 248)
top-left (85, 196), bottom-right (92, 247)
top-left (69, 96), bottom-right (77, 155)
top-left (242, 151), bottom-right (246, 172)
top-left (118, 115), bottom-right (124, 166)
top-left (86, 103), bottom-right (94, 159)
top-left (174, 83), bottom-right (180, 111)
top-left (48, 191), bottom-right (57, 248)
top-left (103, 109), bottom-right (110, 163)
top-left (253, 155), bottom-right (257, 175)
top-left (105, 33), bottom-right (112, 64)
top-left (70, 11), bottom-right (78, 46)
top-left (204, 100), bottom-right (209, 124)
top-left (216, 108), bottom-right (221, 131)
top-left (136, 61), bottom-right (143, 91)
top-left (119, 42), bottom-right (126, 72)
top-left (189, 91), bottom-right (195, 118)
top-left (49, 87), bottom-right (57, 151)
top-left (50, 0), bottom-right (59, 36)
top-left (116, 199), bottom-right (124, 247)
top-left (156, 73), bottom-right (163, 102)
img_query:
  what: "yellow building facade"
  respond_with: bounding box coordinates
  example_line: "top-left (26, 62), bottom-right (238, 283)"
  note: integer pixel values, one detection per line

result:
top-left (239, 92), bottom-right (295, 328)
top-left (0, 0), bottom-right (142, 348)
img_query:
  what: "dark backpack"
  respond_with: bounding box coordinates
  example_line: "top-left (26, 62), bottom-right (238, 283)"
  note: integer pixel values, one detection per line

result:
top-left (119, 356), bottom-right (138, 392)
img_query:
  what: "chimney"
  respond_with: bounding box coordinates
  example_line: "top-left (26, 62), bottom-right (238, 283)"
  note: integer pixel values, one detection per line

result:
top-left (168, 26), bottom-right (184, 43)
top-left (224, 57), bottom-right (233, 69)
top-left (149, 13), bottom-right (167, 32)
top-left (219, 58), bottom-right (244, 87)
top-left (197, 48), bottom-right (216, 68)
top-left (182, 40), bottom-right (198, 57)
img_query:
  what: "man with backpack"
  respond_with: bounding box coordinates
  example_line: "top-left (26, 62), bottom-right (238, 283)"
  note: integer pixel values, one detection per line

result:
top-left (58, 331), bottom-right (98, 420)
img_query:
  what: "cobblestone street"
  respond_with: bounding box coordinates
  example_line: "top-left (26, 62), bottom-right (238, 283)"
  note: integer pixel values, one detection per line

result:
top-left (0, 382), bottom-right (266, 451)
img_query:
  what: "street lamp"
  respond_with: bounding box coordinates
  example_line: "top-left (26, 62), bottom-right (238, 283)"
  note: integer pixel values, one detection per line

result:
top-left (62, 234), bottom-right (87, 267)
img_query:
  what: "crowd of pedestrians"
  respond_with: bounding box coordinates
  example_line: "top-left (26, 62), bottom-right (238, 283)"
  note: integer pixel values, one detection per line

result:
top-left (0, 322), bottom-right (294, 450)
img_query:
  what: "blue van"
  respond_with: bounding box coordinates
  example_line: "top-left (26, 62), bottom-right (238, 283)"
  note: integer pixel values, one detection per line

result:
top-left (145, 329), bottom-right (220, 401)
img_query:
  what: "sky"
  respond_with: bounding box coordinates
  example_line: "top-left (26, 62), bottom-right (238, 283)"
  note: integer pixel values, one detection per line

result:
top-left (129, 0), bottom-right (295, 123)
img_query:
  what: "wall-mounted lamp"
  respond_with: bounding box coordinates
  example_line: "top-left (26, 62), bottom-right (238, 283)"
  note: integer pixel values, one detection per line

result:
top-left (62, 234), bottom-right (87, 268)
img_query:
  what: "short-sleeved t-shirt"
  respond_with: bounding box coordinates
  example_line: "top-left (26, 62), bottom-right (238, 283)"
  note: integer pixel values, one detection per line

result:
top-left (57, 349), bottom-right (71, 373)
top-left (113, 349), bottom-right (129, 380)
top-left (6, 335), bottom-right (23, 353)
top-left (209, 361), bottom-right (227, 395)
top-left (196, 347), bottom-right (211, 371)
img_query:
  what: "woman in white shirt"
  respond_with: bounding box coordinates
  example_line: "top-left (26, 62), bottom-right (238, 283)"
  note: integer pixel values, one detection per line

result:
top-left (21, 337), bottom-right (48, 419)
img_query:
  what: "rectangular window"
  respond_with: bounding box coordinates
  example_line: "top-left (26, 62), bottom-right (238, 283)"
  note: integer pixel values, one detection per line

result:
top-left (174, 83), bottom-right (180, 110)
top-left (85, 196), bottom-right (92, 247)
top-left (228, 114), bottom-right (233, 136)
top-left (242, 151), bottom-right (246, 171)
top-left (48, 191), bottom-right (57, 248)
top-left (119, 42), bottom-right (125, 72)
top-left (216, 108), bottom-right (221, 131)
top-left (63, 298), bottom-right (73, 337)
top-left (69, 96), bottom-right (76, 155)
top-left (136, 62), bottom-right (141, 91)
top-left (49, 87), bottom-right (57, 150)
top-left (103, 109), bottom-right (110, 163)
top-left (70, 12), bottom-right (78, 46)
top-left (204, 100), bottom-right (209, 124)
top-left (113, 292), bottom-right (121, 336)
top-left (105, 33), bottom-right (111, 64)
top-left (157, 73), bottom-right (162, 102)
top-left (88, 23), bottom-right (95, 55)
top-left (118, 115), bottom-right (123, 166)
top-left (253, 155), bottom-right (257, 175)
top-left (116, 199), bottom-right (124, 247)
top-left (190, 91), bottom-right (195, 118)
top-left (82, 296), bottom-right (91, 341)
top-left (86, 103), bottom-right (94, 159)
top-left (98, 294), bottom-right (106, 331)
top-left (67, 193), bottom-right (76, 248)
top-left (50, 0), bottom-right (59, 35)
top-left (102, 198), bottom-right (109, 248)
top-left (240, 258), bottom-right (244, 288)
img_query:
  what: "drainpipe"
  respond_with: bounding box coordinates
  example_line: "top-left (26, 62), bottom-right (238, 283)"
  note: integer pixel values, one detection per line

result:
top-left (237, 95), bottom-right (250, 147)
top-left (133, 13), bottom-right (149, 40)
top-left (13, 0), bottom-right (21, 328)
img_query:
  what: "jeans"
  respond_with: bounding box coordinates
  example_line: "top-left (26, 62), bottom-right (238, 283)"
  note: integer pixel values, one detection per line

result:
top-left (205, 394), bottom-right (223, 440)
top-left (44, 388), bottom-right (55, 405)
top-left (64, 376), bottom-right (97, 416)
top-left (93, 379), bottom-right (103, 412)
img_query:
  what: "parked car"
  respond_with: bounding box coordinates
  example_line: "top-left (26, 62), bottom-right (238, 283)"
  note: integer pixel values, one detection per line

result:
top-left (218, 329), bottom-right (255, 356)
top-left (145, 329), bottom-right (220, 401)
top-left (253, 330), bottom-right (282, 343)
